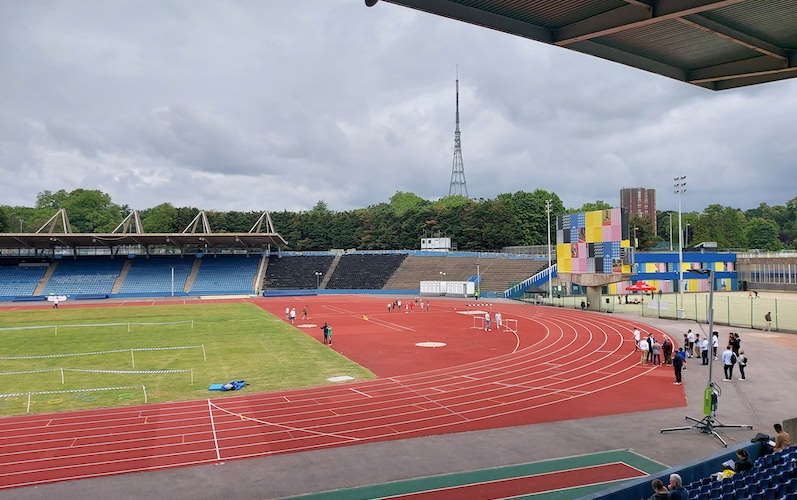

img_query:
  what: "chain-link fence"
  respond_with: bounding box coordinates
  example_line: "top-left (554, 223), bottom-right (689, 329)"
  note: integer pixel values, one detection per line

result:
top-left (537, 292), bottom-right (796, 333)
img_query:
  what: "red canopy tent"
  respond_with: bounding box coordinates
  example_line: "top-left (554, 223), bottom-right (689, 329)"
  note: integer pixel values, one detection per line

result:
top-left (627, 281), bottom-right (657, 292)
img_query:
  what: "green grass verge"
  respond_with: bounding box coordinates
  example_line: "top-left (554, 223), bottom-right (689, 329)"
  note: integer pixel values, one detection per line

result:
top-left (0, 302), bottom-right (375, 417)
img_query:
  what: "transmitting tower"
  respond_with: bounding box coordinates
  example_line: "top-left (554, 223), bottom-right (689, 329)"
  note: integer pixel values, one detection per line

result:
top-left (448, 68), bottom-right (469, 197)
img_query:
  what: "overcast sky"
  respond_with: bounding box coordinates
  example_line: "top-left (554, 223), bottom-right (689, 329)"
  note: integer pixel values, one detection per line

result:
top-left (1, 1), bottom-right (795, 215)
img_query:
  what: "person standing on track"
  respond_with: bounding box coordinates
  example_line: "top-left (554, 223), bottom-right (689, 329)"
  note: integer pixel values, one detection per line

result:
top-left (639, 336), bottom-right (649, 365)
top-left (484, 312), bottom-right (491, 332)
top-left (495, 312), bottom-right (502, 330)
top-left (302, 305), bottom-right (308, 320)
top-left (672, 348), bottom-right (685, 385)
top-left (633, 327), bottom-right (641, 351)
top-left (321, 323), bottom-right (330, 344)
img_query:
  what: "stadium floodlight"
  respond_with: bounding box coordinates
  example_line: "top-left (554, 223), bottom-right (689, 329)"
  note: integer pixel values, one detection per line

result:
top-left (674, 176), bottom-right (686, 319)
top-left (660, 268), bottom-right (751, 446)
top-left (546, 200), bottom-right (553, 305)
top-left (315, 272), bottom-right (323, 289)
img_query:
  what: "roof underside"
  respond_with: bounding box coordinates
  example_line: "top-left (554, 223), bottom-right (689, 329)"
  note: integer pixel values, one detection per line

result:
top-left (377, 0), bottom-right (797, 90)
top-left (0, 233), bottom-right (286, 252)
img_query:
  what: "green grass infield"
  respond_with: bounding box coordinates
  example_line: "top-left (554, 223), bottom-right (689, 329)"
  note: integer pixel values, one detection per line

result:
top-left (0, 302), bottom-right (375, 417)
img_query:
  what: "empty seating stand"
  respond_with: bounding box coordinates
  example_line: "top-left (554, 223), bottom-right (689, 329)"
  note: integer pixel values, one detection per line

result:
top-left (263, 255), bottom-right (335, 289)
top-left (118, 256), bottom-right (193, 295)
top-left (0, 264), bottom-right (47, 297)
top-left (326, 254), bottom-right (406, 290)
top-left (190, 255), bottom-right (259, 294)
top-left (42, 257), bottom-right (124, 296)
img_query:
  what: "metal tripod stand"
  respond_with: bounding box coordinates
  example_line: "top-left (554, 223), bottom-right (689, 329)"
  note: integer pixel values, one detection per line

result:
top-left (660, 382), bottom-right (752, 447)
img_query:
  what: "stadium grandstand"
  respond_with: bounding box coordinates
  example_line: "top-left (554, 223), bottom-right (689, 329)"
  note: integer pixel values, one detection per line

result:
top-left (0, 208), bottom-right (554, 302)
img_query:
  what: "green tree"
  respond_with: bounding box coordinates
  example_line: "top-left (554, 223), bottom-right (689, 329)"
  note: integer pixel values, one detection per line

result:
top-left (629, 214), bottom-right (656, 250)
top-left (746, 218), bottom-right (782, 251)
top-left (141, 203), bottom-right (179, 233)
top-left (389, 192), bottom-right (428, 215)
top-left (569, 200), bottom-right (613, 213)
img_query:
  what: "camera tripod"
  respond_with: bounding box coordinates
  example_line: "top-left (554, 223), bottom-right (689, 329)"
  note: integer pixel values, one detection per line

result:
top-left (660, 382), bottom-right (752, 447)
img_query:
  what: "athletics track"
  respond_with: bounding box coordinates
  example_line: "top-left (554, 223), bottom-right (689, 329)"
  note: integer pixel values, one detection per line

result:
top-left (0, 296), bottom-right (687, 495)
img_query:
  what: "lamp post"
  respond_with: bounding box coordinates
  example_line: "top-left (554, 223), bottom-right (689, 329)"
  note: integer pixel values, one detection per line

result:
top-left (439, 271), bottom-right (446, 296)
top-left (19, 218), bottom-right (24, 233)
top-left (633, 226), bottom-right (640, 249)
top-left (315, 271), bottom-right (322, 289)
top-left (674, 176), bottom-right (686, 319)
top-left (546, 199), bottom-right (553, 305)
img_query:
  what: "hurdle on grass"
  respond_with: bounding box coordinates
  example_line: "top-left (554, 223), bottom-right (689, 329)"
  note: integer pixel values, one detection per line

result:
top-left (0, 344), bottom-right (207, 367)
top-left (0, 368), bottom-right (194, 385)
top-left (0, 320), bottom-right (194, 336)
top-left (0, 385), bottom-right (148, 413)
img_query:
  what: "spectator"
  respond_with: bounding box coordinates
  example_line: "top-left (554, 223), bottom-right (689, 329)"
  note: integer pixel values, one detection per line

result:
top-left (700, 337), bottom-right (710, 365)
top-left (651, 338), bottom-right (662, 366)
top-left (633, 327), bottom-right (641, 352)
top-left (639, 336), bottom-right (649, 365)
top-left (724, 448), bottom-right (753, 472)
top-left (773, 423), bottom-right (793, 452)
top-left (668, 473), bottom-right (687, 500)
top-left (648, 478), bottom-right (671, 499)
top-left (712, 332), bottom-right (719, 360)
top-left (672, 348), bottom-right (684, 385)
top-left (662, 338), bottom-right (673, 365)
top-left (737, 350), bottom-right (747, 380)
top-left (721, 345), bottom-right (736, 381)
top-left (764, 311), bottom-right (772, 331)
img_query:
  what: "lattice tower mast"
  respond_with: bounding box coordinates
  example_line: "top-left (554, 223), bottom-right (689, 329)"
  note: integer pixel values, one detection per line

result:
top-left (448, 67), bottom-right (469, 197)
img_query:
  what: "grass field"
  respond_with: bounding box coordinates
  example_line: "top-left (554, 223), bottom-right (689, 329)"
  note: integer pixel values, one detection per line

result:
top-left (0, 302), bottom-right (375, 417)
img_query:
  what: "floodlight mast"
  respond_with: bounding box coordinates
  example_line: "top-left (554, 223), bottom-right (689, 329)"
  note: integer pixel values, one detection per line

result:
top-left (546, 199), bottom-right (553, 305)
top-left (674, 176), bottom-right (686, 319)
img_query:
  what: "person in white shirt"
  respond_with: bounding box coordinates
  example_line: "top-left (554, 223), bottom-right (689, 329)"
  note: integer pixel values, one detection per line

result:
top-left (495, 312), bottom-right (502, 329)
top-left (700, 338), bottom-right (710, 365)
top-left (484, 312), bottom-right (491, 331)
top-left (639, 337), bottom-right (649, 365)
top-left (633, 327), bottom-right (641, 351)
top-left (712, 332), bottom-right (719, 360)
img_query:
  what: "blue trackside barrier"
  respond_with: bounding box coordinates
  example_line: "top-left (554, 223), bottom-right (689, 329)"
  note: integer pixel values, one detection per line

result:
top-left (74, 294), bottom-right (110, 300)
top-left (11, 296), bottom-right (47, 302)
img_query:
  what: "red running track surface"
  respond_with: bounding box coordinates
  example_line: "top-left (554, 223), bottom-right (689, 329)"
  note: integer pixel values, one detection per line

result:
top-left (0, 296), bottom-right (685, 490)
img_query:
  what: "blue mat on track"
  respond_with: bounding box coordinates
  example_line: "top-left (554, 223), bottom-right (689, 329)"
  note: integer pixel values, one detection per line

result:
top-left (209, 380), bottom-right (246, 391)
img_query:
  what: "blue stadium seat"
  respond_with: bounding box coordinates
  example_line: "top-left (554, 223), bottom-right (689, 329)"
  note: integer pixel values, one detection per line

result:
top-left (786, 492), bottom-right (797, 500)
top-left (777, 482), bottom-right (789, 499)
top-left (789, 478), bottom-right (797, 493)
top-left (762, 486), bottom-right (777, 499)
top-left (720, 482), bottom-right (734, 495)
top-left (698, 492), bottom-right (710, 500)
top-left (748, 481), bottom-right (761, 495)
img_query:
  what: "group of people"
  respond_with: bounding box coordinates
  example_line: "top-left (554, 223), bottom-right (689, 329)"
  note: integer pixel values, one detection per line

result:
top-left (386, 298), bottom-right (430, 313)
top-left (720, 332), bottom-right (747, 381)
top-left (284, 305), bottom-right (311, 323)
top-left (633, 327), bottom-right (751, 385)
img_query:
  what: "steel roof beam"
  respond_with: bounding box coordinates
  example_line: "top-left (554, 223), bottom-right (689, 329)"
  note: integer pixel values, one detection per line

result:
top-left (689, 55), bottom-right (795, 84)
top-left (386, 0), bottom-right (552, 43)
top-left (679, 15), bottom-right (790, 62)
top-left (554, 0), bottom-right (746, 46)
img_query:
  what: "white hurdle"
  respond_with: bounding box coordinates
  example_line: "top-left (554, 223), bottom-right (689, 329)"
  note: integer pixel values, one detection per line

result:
top-left (471, 315), bottom-right (485, 330)
top-left (503, 319), bottom-right (518, 334)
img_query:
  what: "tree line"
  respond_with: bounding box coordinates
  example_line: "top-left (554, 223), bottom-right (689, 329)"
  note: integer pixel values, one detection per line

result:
top-left (0, 188), bottom-right (794, 252)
